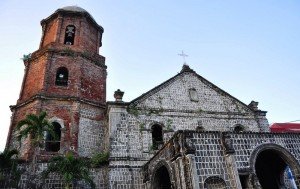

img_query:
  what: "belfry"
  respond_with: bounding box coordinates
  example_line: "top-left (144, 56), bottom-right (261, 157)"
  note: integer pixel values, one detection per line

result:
top-left (6, 6), bottom-right (107, 159)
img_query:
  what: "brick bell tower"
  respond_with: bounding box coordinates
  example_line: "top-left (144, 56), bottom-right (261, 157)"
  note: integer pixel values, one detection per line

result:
top-left (6, 6), bottom-right (106, 159)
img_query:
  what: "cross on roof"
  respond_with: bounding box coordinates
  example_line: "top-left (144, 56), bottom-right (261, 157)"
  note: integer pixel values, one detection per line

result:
top-left (178, 50), bottom-right (188, 64)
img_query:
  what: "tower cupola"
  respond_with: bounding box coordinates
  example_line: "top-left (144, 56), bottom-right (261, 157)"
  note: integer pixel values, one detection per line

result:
top-left (40, 6), bottom-right (104, 53)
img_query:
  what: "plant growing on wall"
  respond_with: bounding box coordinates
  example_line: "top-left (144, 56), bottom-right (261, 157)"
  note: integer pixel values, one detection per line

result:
top-left (62, 47), bottom-right (76, 57)
top-left (42, 152), bottom-right (95, 189)
top-left (166, 119), bottom-right (174, 132)
top-left (127, 107), bottom-right (140, 117)
top-left (90, 152), bottom-right (109, 168)
top-left (139, 123), bottom-right (145, 132)
top-left (21, 53), bottom-right (31, 61)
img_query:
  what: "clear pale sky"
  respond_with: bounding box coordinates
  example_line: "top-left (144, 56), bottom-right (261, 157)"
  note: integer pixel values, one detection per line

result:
top-left (0, 0), bottom-right (299, 151)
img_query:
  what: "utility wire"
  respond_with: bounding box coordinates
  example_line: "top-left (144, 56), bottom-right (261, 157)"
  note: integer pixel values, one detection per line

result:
top-left (285, 120), bottom-right (300, 123)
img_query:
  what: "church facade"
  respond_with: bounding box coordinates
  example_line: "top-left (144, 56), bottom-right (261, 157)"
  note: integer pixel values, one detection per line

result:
top-left (3, 6), bottom-right (300, 189)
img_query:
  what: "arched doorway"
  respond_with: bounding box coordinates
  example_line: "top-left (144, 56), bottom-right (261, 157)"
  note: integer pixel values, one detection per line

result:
top-left (255, 149), bottom-right (298, 189)
top-left (204, 176), bottom-right (227, 189)
top-left (152, 166), bottom-right (172, 189)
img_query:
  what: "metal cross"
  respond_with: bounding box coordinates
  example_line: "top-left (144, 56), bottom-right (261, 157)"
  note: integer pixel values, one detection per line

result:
top-left (178, 50), bottom-right (188, 64)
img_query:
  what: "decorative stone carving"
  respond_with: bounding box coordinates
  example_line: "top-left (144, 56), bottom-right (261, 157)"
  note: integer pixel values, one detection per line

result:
top-left (222, 133), bottom-right (235, 154)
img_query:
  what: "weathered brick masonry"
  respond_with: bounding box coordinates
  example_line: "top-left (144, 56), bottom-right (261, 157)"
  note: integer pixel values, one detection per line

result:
top-left (6, 6), bottom-right (106, 163)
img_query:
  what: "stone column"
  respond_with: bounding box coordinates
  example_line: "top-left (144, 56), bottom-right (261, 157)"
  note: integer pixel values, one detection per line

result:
top-left (186, 154), bottom-right (200, 189)
top-left (224, 154), bottom-right (242, 189)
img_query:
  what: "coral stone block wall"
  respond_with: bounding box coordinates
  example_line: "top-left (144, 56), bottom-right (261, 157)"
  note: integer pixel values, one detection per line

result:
top-left (107, 69), bottom-right (270, 188)
top-left (143, 131), bottom-right (300, 189)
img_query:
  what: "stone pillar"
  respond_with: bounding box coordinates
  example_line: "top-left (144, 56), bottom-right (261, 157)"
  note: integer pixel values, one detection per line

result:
top-left (224, 155), bottom-right (242, 189)
top-left (177, 157), bottom-right (186, 189)
top-left (186, 154), bottom-right (200, 189)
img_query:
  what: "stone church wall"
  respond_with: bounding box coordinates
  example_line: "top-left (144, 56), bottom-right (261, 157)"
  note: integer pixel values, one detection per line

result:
top-left (0, 163), bottom-right (108, 189)
top-left (143, 131), bottom-right (300, 189)
top-left (134, 72), bottom-right (268, 132)
top-left (231, 132), bottom-right (300, 170)
top-left (78, 105), bottom-right (106, 157)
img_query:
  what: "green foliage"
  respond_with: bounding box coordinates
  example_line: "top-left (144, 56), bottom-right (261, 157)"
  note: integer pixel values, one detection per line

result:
top-left (21, 53), bottom-right (31, 61)
top-left (196, 108), bottom-right (203, 113)
top-left (139, 123), bottom-right (145, 132)
top-left (147, 108), bottom-right (163, 116)
top-left (81, 51), bottom-right (92, 59)
top-left (149, 143), bottom-right (158, 152)
top-left (42, 152), bottom-right (95, 189)
top-left (62, 48), bottom-right (75, 57)
top-left (127, 107), bottom-right (140, 116)
top-left (16, 111), bottom-right (56, 148)
top-left (0, 149), bottom-right (22, 187)
top-left (166, 119), bottom-right (173, 131)
top-left (90, 152), bottom-right (109, 168)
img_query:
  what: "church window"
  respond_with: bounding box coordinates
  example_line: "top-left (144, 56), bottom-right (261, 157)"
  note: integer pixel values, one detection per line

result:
top-left (189, 88), bottom-right (198, 102)
top-left (55, 67), bottom-right (68, 86)
top-left (64, 25), bottom-right (76, 45)
top-left (45, 122), bottom-right (61, 152)
top-left (152, 124), bottom-right (163, 150)
top-left (234, 124), bottom-right (244, 132)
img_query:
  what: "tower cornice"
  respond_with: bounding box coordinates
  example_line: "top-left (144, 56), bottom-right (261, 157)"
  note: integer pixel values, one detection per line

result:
top-left (25, 44), bottom-right (106, 68)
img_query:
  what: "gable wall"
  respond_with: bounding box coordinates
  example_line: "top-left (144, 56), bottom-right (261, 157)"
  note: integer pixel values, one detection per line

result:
top-left (137, 72), bottom-right (250, 113)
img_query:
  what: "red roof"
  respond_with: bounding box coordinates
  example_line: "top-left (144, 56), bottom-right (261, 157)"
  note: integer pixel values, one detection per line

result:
top-left (270, 123), bottom-right (300, 133)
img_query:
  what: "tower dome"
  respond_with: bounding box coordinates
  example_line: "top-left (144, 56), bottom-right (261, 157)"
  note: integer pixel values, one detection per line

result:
top-left (59, 5), bottom-right (88, 13)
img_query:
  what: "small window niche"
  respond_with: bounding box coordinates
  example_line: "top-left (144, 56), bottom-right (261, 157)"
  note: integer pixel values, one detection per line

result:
top-left (55, 67), bottom-right (68, 86)
top-left (151, 124), bottom-right (163, 150)
top-left (189, 88), bottom-right (198, 102)
top-left (234, 124), bottom-right (245, 133)
top-left (64, 25), bottom-right (76, 45)
top-left (196, 120), bottom-right (204, 131)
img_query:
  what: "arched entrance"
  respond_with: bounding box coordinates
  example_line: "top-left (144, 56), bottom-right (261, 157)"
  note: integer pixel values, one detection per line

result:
top-left (152, 166), bottom-right (172, 189)
top-left (253, 147), bottom-right (299, 189)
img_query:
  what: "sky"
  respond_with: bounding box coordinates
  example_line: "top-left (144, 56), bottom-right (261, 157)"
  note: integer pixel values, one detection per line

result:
top-left (0, 0), bottom-right (299, 151)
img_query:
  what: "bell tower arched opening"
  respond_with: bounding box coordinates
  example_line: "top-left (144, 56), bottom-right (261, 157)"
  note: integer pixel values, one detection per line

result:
top-left (64, 25), bottom-right (76, 45)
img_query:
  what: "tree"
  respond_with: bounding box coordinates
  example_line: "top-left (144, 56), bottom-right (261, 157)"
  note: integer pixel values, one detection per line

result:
top-left (16, 111), bottom-right (56, 188)
top-left (16, 111), bottom-right (56, 149)
top-left (0, 149), bottom-right (21, 187)
top-left (42, 152), bottom-right (95, 189)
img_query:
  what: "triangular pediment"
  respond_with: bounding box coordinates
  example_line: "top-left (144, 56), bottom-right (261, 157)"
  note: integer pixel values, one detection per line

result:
top-left (129, 65), bottom-right (254, 114)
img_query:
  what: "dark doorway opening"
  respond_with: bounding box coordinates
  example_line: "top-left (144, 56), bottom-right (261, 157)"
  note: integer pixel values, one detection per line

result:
top-left (239, 174), bottom-right (248, 189)
top-left (151, 124), bottom-right (163, 150)
top-left (45, 122), bottom-right (61, 152)
top-left (255, 149), bottom-right (294, 189)
top-left (152, 166), bottom-right (172, 189)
